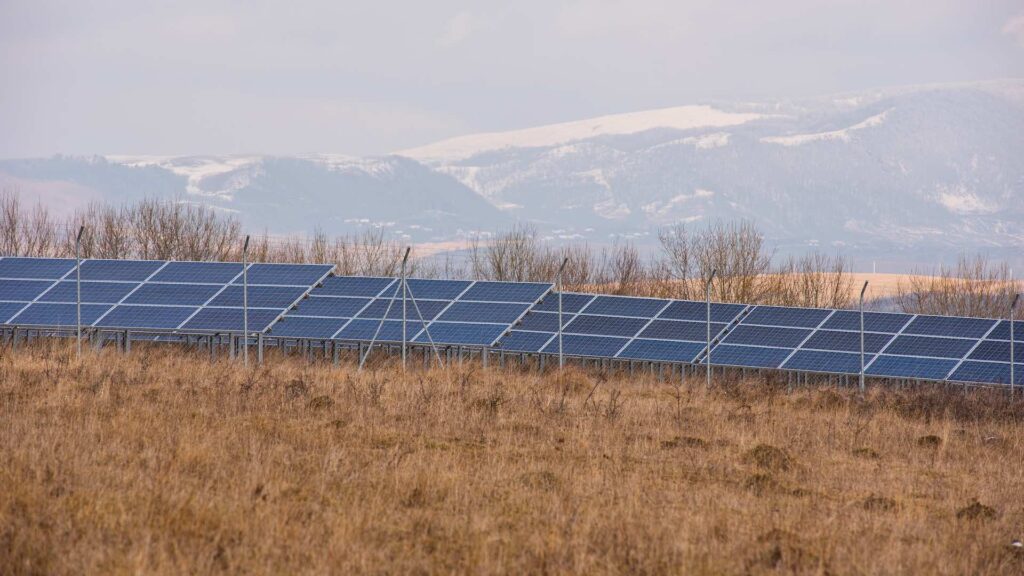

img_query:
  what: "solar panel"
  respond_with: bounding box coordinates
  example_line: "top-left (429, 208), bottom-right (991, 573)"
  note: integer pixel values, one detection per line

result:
top-left (782, 350), bottom-right (863, 374)
top-left (533, 293), bottom-right (595, 314)
top-left (233, 263), bottom-right (333, 286)
top-left (638, 319), bottom-right (722, 342)
top-left (722, 324), bottom-right (812, 348)
top-left (582, 295), bottom-right (667, 318)
top-left (881, 335), bottom-right (977, 359)
top-left (291, 296), bottom-right (371, 318)
top-left (702, 344), bottom-right (790, 368)
top-left (413, 322), bottom-right (507, 346)
top-left (270, 316), bottom-right (350, 339)
top-left (866, 355), bottom-right (957, 380)
top-left (902, 315), bottom-right (997, 339)
top-left (357, 298), bottom-right (448, 320)
top-left (9, 303), bottom-right (112, 326)
top-left (436, 301), bottom-right (529, 324)
top-left (498, 330), bottom-right (554, 353)
top-left (948, 361), bottom-right (1023, 386)
top-left (335, 319), bottom-right (406, 342)
top-left (563, 314), bottom-right (649, 338)
top-left (96, 305), bottom-right (198, 329)
top-left (617, 339), bottom-right (704, 363)
top-left (208, 285), bottom-right (308, 308)
top-left (658, 300), bottom-right (746, 323)
top-left (988, 320), bottom-right (1024, 342)
top-left (540, 334), bottom-right (629, 357)
top-left (181, 308), bottom-right (282, 332)
top-left (516, 311), bottom-right (563, 332)
top-left (967, 340), bottom-right (1024, 363)
top-left (79, 259), bottom-right (165, 282)
top-left (405, 279), bottom-right (472, 300)
top-left (820, 310), bottom-right (913, 333)
top-left (459, 281), bottom-right (550, 303)
top-left (149, 261), bottom-right (244, 284)
top-left (0, 257), bottom-right (75, 279)
top-left (37, 281), bottom-right (139, 304)
top-left (0, 302), bottom-right (27, 323)
top-left (0, 279), bottom-right (56, 301)
top-left (742, 306), bottom-right (832, 328)
top-left (122, 283), bottom-right (222, 306)
top-left (315, 276), bottom-right (395, 298)
top-left (800, 330), bottom-right (893, 354)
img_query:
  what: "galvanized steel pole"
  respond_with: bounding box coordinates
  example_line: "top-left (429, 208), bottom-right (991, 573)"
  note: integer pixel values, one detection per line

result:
top-left (401, 247), bottom-right (410, 370)
top-left (243, 235), bottom-right (250, 367)
top-left (75, 225), bottom-right (84, 359)
top-left (859, 280), bottom-right (868, 394)
top-left (1011, 293), bottom-right (1019, 397)
top-left (706, 269), bottom-right (717, 389)
top-left (557, 257), bottom-right (568, 370)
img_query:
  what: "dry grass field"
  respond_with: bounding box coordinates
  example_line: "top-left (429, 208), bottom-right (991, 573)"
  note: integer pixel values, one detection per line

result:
top-left (2, 344), bottom-right (1024, 575)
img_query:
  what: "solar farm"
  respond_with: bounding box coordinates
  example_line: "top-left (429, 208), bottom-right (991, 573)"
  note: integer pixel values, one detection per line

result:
top-left (1, 255), bottom-right (1019, 388)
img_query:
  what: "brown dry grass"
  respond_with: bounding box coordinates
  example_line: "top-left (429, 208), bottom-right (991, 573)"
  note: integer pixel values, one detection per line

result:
top-left (2, 344), bottom-right (1024, 575)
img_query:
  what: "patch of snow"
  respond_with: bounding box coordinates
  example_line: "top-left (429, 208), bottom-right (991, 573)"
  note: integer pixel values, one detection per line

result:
top-left (401, 105), bottom-right (764, 161)
top-left (641, 189), bottom-right (714, 218)
top-left (936, 186), bottom-right (998, 215)
top-left (106, 155), bottom-right (263, 200)
top-left (760, 109), bottom-right (892, 146)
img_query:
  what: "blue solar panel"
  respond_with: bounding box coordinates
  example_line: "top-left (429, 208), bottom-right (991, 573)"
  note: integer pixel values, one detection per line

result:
top-left (722, 324), bottom-right (811, 348)
top-left (800, 330), bottom-right (893, 354)
top-left (743, 306), bottom-right (831, 328)
top-left (703, 344), bottom-right (790, 368)
top-left (405, 279), bottom-right (472, 300)
top-left (9, 303), bottom-right (111, 326)
top-left (96, 305), bottom-right (198, 329)
top-left (657, 300), bottom-right (746, 323)
top-left (497, 330), bottom-right (553, 352)
top-left (782, 350), bottom-right (863, 374)
top-left (881, 335), bottom-right (976, 359)
top-left (533, 293), bottom-right (595, 313)
top-left (291, 296), bottom-right (371, 318)
top-left (123, 283), bottom-right (221, 306)
top-left (948, 361), bottom-right (1023, 386)
top-left (582, 296), bottom-right (667, 318)
top-left (0, 302), bottom-right (27, 323)
top-left (867, 355), bottom-right (957, 380)
top-left (357, 298), bottom-right (448, 321)
top-left (335, 319), bottom-right (406, 342)
top-left (516, 311), bottom-right (562, 332)
top-left (459, 281), bottom-right (550, 303)
top-left (80, 259), bottom-right (164, 282)
top-left (563, 314), bottom-right (648, 337)
top-left (315, 276), bottom-right (395, 298)
top-left (902, 315), bottom-right (996, 339)
top-left (820, 310), bottom-right (913, 333)
top-left (541, 334), bottom-right (629, 357)
top-left (208, 285), bottom-right (307, 308)
top-left (639, 319), bottom-right (723, 342)
top-left (988, 320), bottom-right (1024, 342)
top-left (270, 316), bottom-right (350, 339)
top-left (967, 340), bottom-right (1024, 363)
top-left (0, 279), bottom-right (55, 301)
top-left (233, 263), bottom-right (333, 286)
top-left (413, 322), bottom-right (507, 346)
top-left (180, 308), bottom-right (281, 332)
top-left (149, 261), bottom-right (244, 284)
top-left (437, 301), bottom-right (528, 324)
top-left (0, 257), bottom-right (75, 279)
top-left (617, 339), bottom-right (704, 363)
top-left (37, 281), bottom-right (139, 304)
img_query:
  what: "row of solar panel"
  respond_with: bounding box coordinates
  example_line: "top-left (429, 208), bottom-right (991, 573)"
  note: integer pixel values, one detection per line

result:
top-left (269, 275), bottom-right (552, 346)
top-left (0, 257), bottom-right (333, 332)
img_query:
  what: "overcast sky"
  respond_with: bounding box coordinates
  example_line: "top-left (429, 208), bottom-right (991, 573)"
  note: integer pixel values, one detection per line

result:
top-left (1, 0), bottom-right (1022, 158)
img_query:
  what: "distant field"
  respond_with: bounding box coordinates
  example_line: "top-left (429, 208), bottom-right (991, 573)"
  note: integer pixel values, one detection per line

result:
top-left (2, 346), bottom-right (1023, 574)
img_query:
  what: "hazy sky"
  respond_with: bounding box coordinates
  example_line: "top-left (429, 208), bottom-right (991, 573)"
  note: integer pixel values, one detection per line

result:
top-left (2, 0), bottom-right (1022, 158)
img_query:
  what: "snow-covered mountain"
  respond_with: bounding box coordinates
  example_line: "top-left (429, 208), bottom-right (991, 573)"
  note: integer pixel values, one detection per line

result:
top-left (1, 80), bottom-right (1022, 266)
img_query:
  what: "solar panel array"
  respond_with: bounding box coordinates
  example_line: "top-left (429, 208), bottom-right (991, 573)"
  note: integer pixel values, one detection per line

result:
top-left (497, 292), bottom-right (747, 363)
top-left (0, 257), bottom-right (332, 333)
top-left (269, 276), bottom-right (551, 346)
top-left (1, 255), bottom-right (1019, 388)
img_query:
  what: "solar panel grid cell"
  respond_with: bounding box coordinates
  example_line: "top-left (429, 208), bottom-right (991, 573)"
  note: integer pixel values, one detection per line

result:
top-left (516, 311), bottom-right (562, 332)
top-left (498, 330), bottom-right (555, 353)
top-left (291, 296), bottom-right (371, 318)
top-left (820, 310), bottom-right (913, 333)
top-left (122, 283), bottom-right (222, 306)
top-left (639, 319), bottom-right (723, 342)
top-left (563, 314), bottom-right (649, 338)
top-left (582, 296), bottom-right (667, 318)
top-left (948, 361), bottom-right (1024, 386)
top-left (882, 335), bottom-right (977, 359)
top-left (0, 257), bottom-right (76, 279)
top-left (405, 279), bottom-right (472, 300)
top-left (742, 306), bottom-right (831, 328)
top-left (232, 263), bottom-right (333, 286)
top-left (80, 259), bottom-right (165, 282)
top-left (413, 322), bottom-right (507, 346)
top-left (722, 324), bottom-right (812, 349)
top-left (437, 301), bottom-right (528, 324)
top-left (701, 344), bottom-right (791, 368)
top-left (903, 315), bottom-right (996, 339)
top-left (657, 300), bottom-right (746, 323)
top-left (801, 330), bottom-right (894, 354)
top-left (867, 355), bottom-right (958, 380)
top-left (967, 340), bottom-right (1024, 363)
top-left (10, 303), bottom-right (112, 326)
top-left (459, 281), bottom-right (550, 303)
top-left (0, 302), bottom-right (28, 323)
top-left (316, 276), bottom-right (395, 298)
top-left (208, 285), bottom-right (309, 308)
top-left (988, 320), bottom-right (1024, 342)
top-left (0, 279), bottom-right (57, 301)
top-left (357, 298), bottom-right (448, 321)
top-left (271, 316), bottom-right (350, 339)
top-left (533, 293), bottom-right (595, 314)
top-left (181, 308), bottom-right (282, 332)
top-left (782, 350), bottom-right (863, 374)
top-left (617, 339), bottom-right (705, 363)
top-left (96, 305), bottom-right (199, 329)
top-left (540, 334), bottom-right (629, 357)
top-left (149, 261), bottom-right (244, 284)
